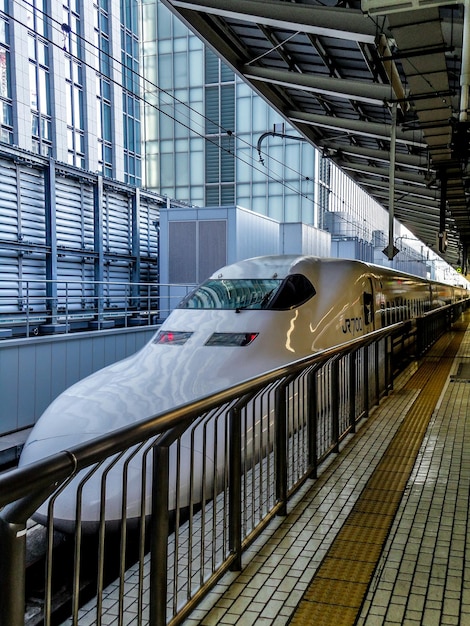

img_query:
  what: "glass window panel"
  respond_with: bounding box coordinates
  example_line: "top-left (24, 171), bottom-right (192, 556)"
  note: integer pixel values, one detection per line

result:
top-left (252, 97), bottom-right (269, 133)
top-left (284, 197), bottom-right (300, 222)
top-left (135, 118), bottom-right (141, 148)
top-left (285, 143), bottom-right (300, 170)
top-left (73, 61), bottom-right (81, 84)
top-left (67, 128), bottom-right (74, 150)
top-left (189, 52), bottom-right (203, 87)
top-left (173, 17), bottom-right (187, 38)
top-left (31, 112), bottom-right (39, 135)
top-left (102, 79), bottom-right (111, 101)
top-left (161, 153), bottom-right (175, 186)
top-left (102, 102), bottom-right (112, 139)
top-left (221, 136), bottom-right (234, 183)
top-left (174, 52), bottom-right (187, 89)
top-left (160, 139), bottom-right (174, 153)
top-left (28, 35), bottom-right (36, 62)
top-left (146, 154), bottom-right (159, 188)
top-left (0, 101), bottom-right (11, 125)
top-left (173, 37), bottom-right (187, 53)
top-left (236, 97), bottom-right (251, 133)
top-left (158, 54), bottom-right (172, 90)
top-left (157, 4), bottom-right (172, 39)
top-left (158, 38), bottom-right (171, 54)
top-left (159, 114), bottom-right (174, 141)
top-left (96, 100), bottom-right (102, 136)
top-left (176, 151), bottom-right (189, 185)
top-left (38, 67), bottom-right (49, 114)
top-left (104, 144), bottom-right (112, 163)
top-left (74, 87), bottom-right (83, 129)
top-left (29, 63), bottom-right (37, 109)
top-left (37, 40), bottom-right (47, 66)
top-left (66, 84), bottom-right (72, 124)
top-left (41, 117), bottom-right (51, 140)
top-left (235, 155), bottom-right (250, 181)
top-left (100, 11), bottom-right (109, 34)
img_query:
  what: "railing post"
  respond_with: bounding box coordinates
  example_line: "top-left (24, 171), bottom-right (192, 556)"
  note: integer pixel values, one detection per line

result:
top-left (363, 344), bottom-right (369, 418)
top-left (150, 444), bottom-right (170, 626)
top-left (385, 335), bottom-right (392, 394)
top-left (349, 351), bottom-right (357, 433)
top-left (229, 401), bottom-right (243, 571)
top-left (0, 515), bottom-right (27, 626)
top-left (374, 340), bottom-right (380, 405)
top-left (331, 358), bottom-right (340, 452)
top-left (307, 367), bottom-right (319, 479)
top-left (275, 379), bottom-right (289, 516)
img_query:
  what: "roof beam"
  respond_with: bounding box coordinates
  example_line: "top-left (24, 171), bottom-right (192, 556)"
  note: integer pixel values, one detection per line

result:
top-left (288, 110), bottom-right (427, 148)
top-left (243, 65), bottom-right (394, 106)
top-left (320, 141), bottom-right (430, 171)
top-left (165, 0), bottom-right (378, 43)
top-left (340, 161), bottom-right (433, 185)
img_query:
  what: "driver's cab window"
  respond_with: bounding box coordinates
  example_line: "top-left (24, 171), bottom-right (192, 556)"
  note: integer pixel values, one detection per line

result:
top-left (269, 274), bottom-right (316, 310)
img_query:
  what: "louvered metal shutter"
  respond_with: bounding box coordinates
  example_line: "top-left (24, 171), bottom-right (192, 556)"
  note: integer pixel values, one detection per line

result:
top-left (56, 176), bottom-right (95, 311)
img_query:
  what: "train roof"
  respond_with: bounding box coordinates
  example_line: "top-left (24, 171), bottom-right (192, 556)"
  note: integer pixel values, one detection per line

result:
top-left (211, 255), bottom-right (391, 281)
top-left (210, 255), bottom-right (468, 289)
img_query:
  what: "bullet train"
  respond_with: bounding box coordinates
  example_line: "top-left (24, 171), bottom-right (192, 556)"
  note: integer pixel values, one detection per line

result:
top-left (18, 255), bottom-right (468, 531)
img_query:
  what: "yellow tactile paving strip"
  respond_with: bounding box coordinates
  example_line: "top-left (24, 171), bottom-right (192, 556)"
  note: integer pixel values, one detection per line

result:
top-left (289, 321), bottom-right (467, 626)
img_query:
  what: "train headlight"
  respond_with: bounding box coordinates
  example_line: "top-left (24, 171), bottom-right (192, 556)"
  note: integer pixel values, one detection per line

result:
top-left (205, 332), bottom-right (258, 346)
top-left (153, 331), bottom-right (193, 345)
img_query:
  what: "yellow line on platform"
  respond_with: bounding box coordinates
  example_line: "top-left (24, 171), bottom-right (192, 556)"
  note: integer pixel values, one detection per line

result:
top-left (289, 319), bottom-right (467, 626)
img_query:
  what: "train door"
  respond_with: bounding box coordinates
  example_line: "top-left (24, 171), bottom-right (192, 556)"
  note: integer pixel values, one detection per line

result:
top-left (363, 278), bottom-right (375, 331)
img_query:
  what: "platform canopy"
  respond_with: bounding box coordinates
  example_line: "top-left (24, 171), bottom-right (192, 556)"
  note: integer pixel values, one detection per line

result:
top-left (162, 0), bottom-right (470, 267)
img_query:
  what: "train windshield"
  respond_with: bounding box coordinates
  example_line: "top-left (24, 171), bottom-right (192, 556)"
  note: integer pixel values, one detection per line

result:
top-left (178, 275), bottom-right (316, 310)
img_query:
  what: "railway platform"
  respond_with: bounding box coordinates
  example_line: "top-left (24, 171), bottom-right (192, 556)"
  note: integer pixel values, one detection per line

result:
top-left (59, 312), bottom-right (470, 626)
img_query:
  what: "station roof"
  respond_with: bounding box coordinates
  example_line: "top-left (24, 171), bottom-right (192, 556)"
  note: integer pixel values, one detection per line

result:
top-left (162, 0), bottom-right (470, 267)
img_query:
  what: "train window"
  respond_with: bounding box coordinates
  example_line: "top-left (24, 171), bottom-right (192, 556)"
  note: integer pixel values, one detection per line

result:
top-left (363, 292), bottom-right (373, 325)
top-left (268, 274), bottom-right (316, 310)
top-left (178, 278), bottom-right (282, 310)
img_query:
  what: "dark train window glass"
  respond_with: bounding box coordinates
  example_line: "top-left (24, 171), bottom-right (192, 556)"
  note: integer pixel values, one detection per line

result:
top-left (363, 292), bottom-right (373, 325)
top-left (268, 274), bottom-right (316, 310)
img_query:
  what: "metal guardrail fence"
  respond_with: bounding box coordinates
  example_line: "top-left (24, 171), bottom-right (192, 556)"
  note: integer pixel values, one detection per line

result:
top-left (0, 305), bottom-right (464, 626)
top-left (0, 279), bottom-right (196, 337)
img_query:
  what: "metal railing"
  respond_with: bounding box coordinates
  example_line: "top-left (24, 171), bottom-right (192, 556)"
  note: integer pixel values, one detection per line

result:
top-left (0, 279), bottom-right (196, 337)
top-left (0, 306), bottom-right (463, 626)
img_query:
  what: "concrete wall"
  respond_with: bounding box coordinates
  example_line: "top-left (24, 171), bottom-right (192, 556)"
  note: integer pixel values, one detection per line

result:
top-left (0, 325), bottom-right (159, 437)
